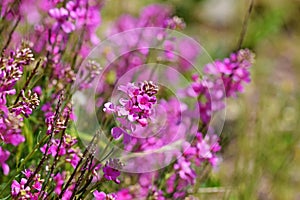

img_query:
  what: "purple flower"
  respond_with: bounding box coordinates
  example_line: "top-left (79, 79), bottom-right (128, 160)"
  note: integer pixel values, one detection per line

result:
top-left (53, 172), bottom-right (66, 195)
top-left (111, 126), bottom-right (126, 139)
top-left (193, 132), bottom-right (221, 167)
top-left (164, 16), bottom-right (186, 30)
top-left (11, 90), bottom-right (40, 118)
top-left (61, 184), bottom-right (75, 200)
top-left (137, 94), bottom-right (151, 110)
top-left (93, 191), bottom-right (107, 200)
top-left (137, 118), bottom-right (148, 127)
top-left (22, 169), bottom-right (32, 179)
top-left (139, 4), bottom-right (171, 27)
top-left (49, 7), bottom-right (75, 33)
top-left (116, 189), bottom-right (133, 200)
top-left (32, 181), bottom-right (42, 191)
top-left (103, 81), bottom-right (158, 137)
top-left (93, 190), bottom-right (117, 200)
top-left (0, 147), bottom-right (10, 175)
top-left (103, 102), bottom-right (116, 113)
top-left (177, 38), bottom-right (201, 71)
top-left (11, 178), bottom-right (31, 198)
top-left (32, 86), bottom-right (42, 96)
top-left (174, 157), bottom-right (196, 185)
top-left (166, 174), bottom-right (176, 193)
top-left (66, 152), bottom-right (81, 168)
top-left (204, 49), bottom-right (254, 97)
top-left (103, 158), bottom-right (123, 184)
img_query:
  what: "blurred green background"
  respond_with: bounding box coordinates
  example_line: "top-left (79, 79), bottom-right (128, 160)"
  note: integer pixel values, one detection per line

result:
top-left (101, 0), bottom-right (300, 199)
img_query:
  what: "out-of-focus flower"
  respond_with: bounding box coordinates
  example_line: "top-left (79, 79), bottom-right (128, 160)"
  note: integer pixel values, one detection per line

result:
top-left (174, 157), bottom-right (197, 185)
top-left (139, 4), bottom-right (171, 27)
top-left (164, 16), bottom-right (186, 30)
top-left (0, 147), bottom-right (10, 175)
top-left (53, 172), bottom-right (66, 195)
top-left (115, 189), bottom-right (133, 200)
top-left (93, 190), bottom-right (117, 200)
top-left (49, 7), bottom-right (75, 33)
top-left (204, 49), bottom-right (254, 97)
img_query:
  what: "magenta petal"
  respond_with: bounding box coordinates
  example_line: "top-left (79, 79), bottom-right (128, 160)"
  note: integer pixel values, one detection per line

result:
top-left (48, 8), bottom-right (60, 18)
top-left (93, 190), bottom-right (106, 200)
top-left (62, 21), bottom-right (75, 33)
top-left (123, 132), bottom-right (131, 144)
top-left (137, 118), bottom-right (148, 127)
top-left (0, 105), bottom-right (8, 116)
top-left (111, 127), bottom-right (124, 139)
top-left (6, 134), bottom-right (25, 146)
top-left (11, 180), bottom-right (20, 196)
top-left (2, 163), bottom-right (9, 175)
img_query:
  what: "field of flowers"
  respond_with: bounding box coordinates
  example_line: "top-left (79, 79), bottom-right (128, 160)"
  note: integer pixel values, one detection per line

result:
top-left (0, 0), bottom-right (299, 199)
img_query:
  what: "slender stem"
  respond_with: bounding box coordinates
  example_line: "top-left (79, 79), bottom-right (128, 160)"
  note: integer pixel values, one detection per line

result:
top-left (70, 2), bottom-right (89, 71)
top-left (236, 0), bottom-right (254, 50)
top-left (40, 114), bottom-right (70, 199)
top-left (70, 154), bottom-right (95, 199)
top-left (1, 16), bottom-right (21, 54)
top-left (58, 132), bottom-right (98, 199)
top-left (25, 91), bottom-right (64, 186)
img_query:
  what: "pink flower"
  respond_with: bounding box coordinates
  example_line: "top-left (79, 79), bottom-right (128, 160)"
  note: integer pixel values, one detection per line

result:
top-left (111, 127), bottom-right (126, 139)
top-left (116, 189), bottom-right (133, 200)
top-left (137, 94), bottom-right (151, 110)
top-left (174, 157), bottom-right (196, 185)
top-left (93, 190), bottom-right (117, 200)
top-left (137, 118), bottom-right (148, 127)
top-left (61, 184), bottom-right (75, 200)
top-left (66, 152), bottom-right (80, 168)
top-left (204, 49), bottom-right (254, 97)
top-left (93, 191), bottom-right (107, 200)
top-left (22, 169), bottom-right (32, 178)
top-left (139, 4), bottom-right (171, 27)
top-left (33, 86), bottom-right (42, 96)
top-left (194, 132), bottom-right (221, 167)
top-left (103, 159), bottom-right (123, 184)
top-left (32, 181), bottom-right (42, 191)
top-left (11, 178), bottom-right (31, 198)
top-left (103, 81), bottom-right (158, 138)
top-left (54, 172), bottom-right (65, 195)
top-left (103, 102), bottom-right (116, 113)
top-left (0, 147), bottom-right (10, 175)
top-left (49, 7), bottom-right (75, 33)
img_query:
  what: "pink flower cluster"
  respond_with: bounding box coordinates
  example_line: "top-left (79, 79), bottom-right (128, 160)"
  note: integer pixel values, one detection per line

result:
top-left (110, 4), bottom-right (172, 34)
top-left (187, 49), bottom-right (254, 124)
top-left (0, 45), bottom-right (39, 175)
top-left (0, 1), bottom-right (255, 199)
top-left (116, 132), bottom-right (221, 199)
top-left (185, 132), bottom-right (221, 167)
top-left (204, 49), bottom-right (255, 97)
top-left (11, 90), bottom-right (40, 118)
top-left (167, 132), bottom-right (221, 198)
top-left (104, 81), bottom-right (158, 140)
top-left (11, 170), bottom-right (44, 199)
